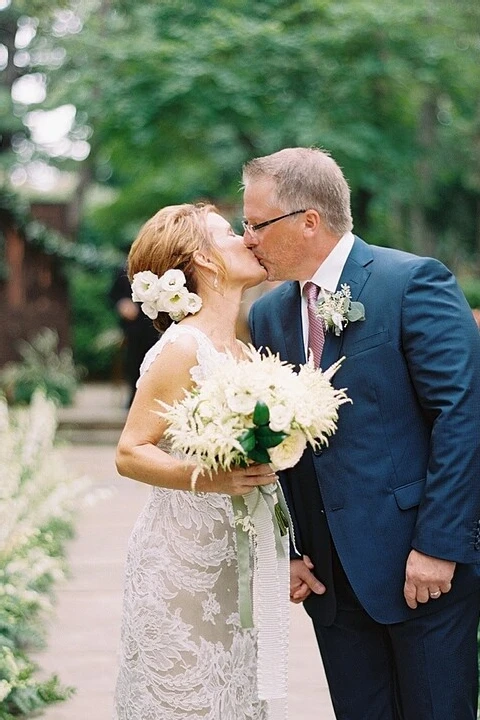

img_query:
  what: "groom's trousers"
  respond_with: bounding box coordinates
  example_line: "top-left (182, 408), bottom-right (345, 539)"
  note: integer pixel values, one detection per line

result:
top-left (311, 548), bottom-right (480, 720)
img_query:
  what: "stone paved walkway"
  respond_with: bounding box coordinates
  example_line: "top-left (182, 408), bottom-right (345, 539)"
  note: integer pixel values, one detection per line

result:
top-left (36, 384), bottom-right (335, 719)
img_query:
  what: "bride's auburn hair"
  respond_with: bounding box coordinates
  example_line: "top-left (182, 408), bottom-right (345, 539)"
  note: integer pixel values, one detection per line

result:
top-left (127, 203), bottom-right (227, 332)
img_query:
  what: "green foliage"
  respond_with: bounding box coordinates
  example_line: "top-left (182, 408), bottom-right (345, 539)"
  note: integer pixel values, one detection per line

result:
top-left (0, 189), bottom-right (124, 272)
top-left (68, 266), bottom-right (121, 378)
top-left (3, 0), bottom-right (480, 375)
top-left (0, 647), bottom-right (73, 719)
top-left (0, 328), bottom-right (81, 406)
top-left (26, 220), bottom-right (123, 271)
top-left (35, 0), bottom-right (480, 265)
top-left (460, 278), bottom-right (480, 309)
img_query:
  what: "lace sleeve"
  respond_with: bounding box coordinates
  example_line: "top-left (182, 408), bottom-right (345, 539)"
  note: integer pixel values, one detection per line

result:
top-left (136, 324), bottom-right (223, 387)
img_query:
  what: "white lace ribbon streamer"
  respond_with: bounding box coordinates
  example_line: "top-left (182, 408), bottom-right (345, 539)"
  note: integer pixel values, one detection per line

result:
top-left (243, 485), bottom-right (290, 720)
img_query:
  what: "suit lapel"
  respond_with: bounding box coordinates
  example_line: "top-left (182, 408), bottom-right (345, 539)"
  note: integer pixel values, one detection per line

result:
top-left (320, 237), bottom-right (373, 371)
top-left (279, 281), bottom-right (306, 367)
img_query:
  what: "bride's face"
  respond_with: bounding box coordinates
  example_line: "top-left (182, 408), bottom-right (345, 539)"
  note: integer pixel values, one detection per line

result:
top-left (206, 212), bottom-right (267, 289)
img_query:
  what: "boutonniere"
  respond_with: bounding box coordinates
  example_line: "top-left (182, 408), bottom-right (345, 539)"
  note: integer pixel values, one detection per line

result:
top-left (315, 283), bottom-right (365, 336)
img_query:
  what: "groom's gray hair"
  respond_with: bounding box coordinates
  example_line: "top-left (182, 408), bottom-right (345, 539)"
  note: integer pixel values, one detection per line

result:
top-left (242, 147), bottom-right (353, 236)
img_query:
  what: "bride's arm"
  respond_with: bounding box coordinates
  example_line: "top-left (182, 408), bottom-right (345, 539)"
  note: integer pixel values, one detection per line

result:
top-left (115, 335), bottom-right (276, 494)
top-left (115, 334), bottom-right (198, 491)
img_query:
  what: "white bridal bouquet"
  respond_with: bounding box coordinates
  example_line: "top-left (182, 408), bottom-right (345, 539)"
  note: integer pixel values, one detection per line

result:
top-left (159, 347), bottom-right (350, 709)
top-left (159, 346), bottom-right (350, 486)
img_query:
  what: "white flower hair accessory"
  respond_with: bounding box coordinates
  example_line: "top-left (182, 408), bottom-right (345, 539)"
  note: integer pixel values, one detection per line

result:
top-left (314, 283), bottom-right (365, 336)
top-left (131, 269), bottom-right (202, 322)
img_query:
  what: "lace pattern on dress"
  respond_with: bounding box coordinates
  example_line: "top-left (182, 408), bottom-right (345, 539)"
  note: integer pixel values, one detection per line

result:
top-left (114, 323), bottom-right (267, 720)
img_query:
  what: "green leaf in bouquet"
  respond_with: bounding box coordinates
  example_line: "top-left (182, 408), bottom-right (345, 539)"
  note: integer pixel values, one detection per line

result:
top-left (252, 401), bottom-right (270, 426)
top-left (248, 446), bottom-right (271, 464)
top-left (255, 426), bottom-right (287, 449)
top-left (237, 428), bottom-right (256, 453)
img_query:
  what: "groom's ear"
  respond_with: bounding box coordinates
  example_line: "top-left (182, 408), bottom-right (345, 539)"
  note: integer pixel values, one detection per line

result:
top-left (303, 209), bottom-right (321, 236)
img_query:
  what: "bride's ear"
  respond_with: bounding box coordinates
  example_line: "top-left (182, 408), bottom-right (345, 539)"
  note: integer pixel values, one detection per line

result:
top-left (193, 250), bottom-right (216, 272)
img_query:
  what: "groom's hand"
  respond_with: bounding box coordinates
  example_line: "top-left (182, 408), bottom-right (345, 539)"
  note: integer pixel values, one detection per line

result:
top-left (403, 548), bottom-right (455, 609)
top-left (290, 555), bottom-right (326, 603)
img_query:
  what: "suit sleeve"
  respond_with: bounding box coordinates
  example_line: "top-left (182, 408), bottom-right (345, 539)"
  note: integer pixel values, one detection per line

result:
top-left (401, 258), bottom-right (480, 563)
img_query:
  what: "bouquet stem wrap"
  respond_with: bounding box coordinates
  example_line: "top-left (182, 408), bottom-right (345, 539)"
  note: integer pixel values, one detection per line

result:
top-left (232, 482), bottom-right (292, 720)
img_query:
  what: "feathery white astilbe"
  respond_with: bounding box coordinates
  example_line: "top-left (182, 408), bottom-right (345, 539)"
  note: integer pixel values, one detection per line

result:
top-left (159, 346), bottom-right (351, 477)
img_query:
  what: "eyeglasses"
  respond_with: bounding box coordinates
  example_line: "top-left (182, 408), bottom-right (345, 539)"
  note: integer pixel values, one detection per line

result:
top-left (242, 209), bottom-right (307, 236)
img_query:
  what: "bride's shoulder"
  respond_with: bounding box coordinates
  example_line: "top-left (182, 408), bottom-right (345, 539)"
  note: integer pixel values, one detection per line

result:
top-left (137, 324), bottom-right (202, 384)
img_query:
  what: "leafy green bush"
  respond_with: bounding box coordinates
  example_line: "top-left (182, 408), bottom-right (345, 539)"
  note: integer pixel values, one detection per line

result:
top-left (68, 267), bottom-right (121, 379)
top-left (0, 647), bottom-right (73, 719)
top-left (0, 329), bottom-right (81, 406)
top-left (460, 278), bottom-right (480, 309)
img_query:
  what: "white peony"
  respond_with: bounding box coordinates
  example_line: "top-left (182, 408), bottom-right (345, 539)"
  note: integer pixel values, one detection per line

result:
top-left (268, 429), bottom-right (307, 471)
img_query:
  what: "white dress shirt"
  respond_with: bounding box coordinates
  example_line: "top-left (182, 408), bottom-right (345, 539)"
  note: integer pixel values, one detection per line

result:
top-left (300, 231), bottom-right (355, 355)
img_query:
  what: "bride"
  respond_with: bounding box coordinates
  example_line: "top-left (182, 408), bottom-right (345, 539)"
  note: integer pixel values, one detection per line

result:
top-left (113, 203), bottom-right (284, 720)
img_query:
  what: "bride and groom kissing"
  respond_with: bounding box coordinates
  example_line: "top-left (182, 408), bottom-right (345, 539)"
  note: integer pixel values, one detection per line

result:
top-left (112, 147), bottom-right (480, 720)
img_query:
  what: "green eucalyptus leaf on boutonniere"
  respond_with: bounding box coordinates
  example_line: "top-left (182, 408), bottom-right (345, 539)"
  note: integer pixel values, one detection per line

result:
top-left (346, 302), bottom-right (365, 323)
top-left (315, 283), bottom-right (365, 336)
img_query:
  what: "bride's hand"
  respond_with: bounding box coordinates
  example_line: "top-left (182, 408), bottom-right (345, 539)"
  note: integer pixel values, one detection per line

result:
top-left (195, 464), bottom-right (277, 496)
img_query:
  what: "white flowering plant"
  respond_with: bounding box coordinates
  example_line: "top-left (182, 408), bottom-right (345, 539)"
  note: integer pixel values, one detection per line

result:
top-left (131, 269), bottom-right (202, 321)
top-left (0, 391), bottom-right (88, 716)
top-left (315, 283), bottom-right (365, 336)
top-left (159, 346), bottom-right (350, 486)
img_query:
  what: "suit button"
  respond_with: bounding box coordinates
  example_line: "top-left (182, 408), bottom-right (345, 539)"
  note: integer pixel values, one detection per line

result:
top-left (313, 448), bottom-right (323, 457)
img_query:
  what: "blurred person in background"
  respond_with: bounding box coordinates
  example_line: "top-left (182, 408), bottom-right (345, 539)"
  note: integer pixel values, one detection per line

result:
top-left (109, 264), bottom-right (159, 406)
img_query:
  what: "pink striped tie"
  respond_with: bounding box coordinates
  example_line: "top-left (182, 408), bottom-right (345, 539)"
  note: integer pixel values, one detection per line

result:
top-left (305, 281), bottom-right (325, 367)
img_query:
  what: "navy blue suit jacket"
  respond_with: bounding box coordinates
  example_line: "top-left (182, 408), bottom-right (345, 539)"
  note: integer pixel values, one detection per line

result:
top-left (249, 237), bottom-right (480, 624)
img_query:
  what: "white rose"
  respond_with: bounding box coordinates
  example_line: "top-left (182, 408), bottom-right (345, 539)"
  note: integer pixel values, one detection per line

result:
top-left (225, 387), bottom-right (258, 415)
top-left (268, 429), bottom-right (307, 471)
top-left (268, 404), bottom-right (294, 432)
top-left (158, 269), bottom-right (186, 292)
top-left (131, 271), bottom-right (161, 303)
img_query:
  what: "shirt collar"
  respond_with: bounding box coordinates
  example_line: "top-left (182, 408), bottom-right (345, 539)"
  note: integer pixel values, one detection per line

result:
top-left (300, 231), bottom-right (355, 294)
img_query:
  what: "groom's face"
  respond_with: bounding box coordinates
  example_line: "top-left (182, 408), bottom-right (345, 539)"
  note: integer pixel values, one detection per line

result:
top-left (243, 178), bottom-right (308, 282)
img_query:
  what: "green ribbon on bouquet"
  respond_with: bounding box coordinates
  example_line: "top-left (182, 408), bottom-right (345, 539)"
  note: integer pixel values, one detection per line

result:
top-left (232, 401), bottom-right (298, 628)
top-left (232, 481), bottom-right (295, 629)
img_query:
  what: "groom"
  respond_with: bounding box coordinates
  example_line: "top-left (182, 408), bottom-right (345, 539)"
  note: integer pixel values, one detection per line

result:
top-left (243, 147), bottom-right (480, 719)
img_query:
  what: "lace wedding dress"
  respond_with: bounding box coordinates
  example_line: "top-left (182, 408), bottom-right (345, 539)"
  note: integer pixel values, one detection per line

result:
top-left (113, 324), bottom-right (269, 720)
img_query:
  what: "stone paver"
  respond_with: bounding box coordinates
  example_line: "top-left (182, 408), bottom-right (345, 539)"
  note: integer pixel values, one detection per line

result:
top-left (36, 387), bottom-right (335, 719)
